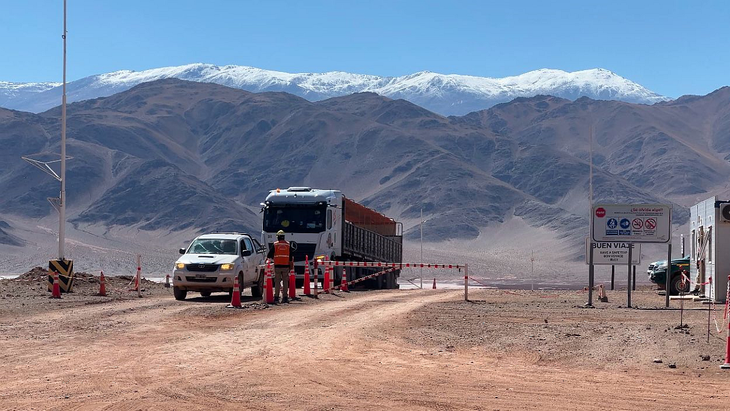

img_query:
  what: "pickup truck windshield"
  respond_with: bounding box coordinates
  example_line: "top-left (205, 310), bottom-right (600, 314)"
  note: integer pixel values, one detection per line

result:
top-left (187, 239), bottom-right (238, 255)
top-left (264, 205), bottom-right (326, 233)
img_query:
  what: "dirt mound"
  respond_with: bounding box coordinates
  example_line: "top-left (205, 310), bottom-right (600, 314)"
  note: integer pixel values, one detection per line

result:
top-left (15, 266), bottom-right (48, 281)
top-left (15, 267), bottom-right (99, 283)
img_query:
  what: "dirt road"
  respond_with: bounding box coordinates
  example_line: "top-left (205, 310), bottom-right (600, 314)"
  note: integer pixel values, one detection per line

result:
top-left (2, 286), bottom-right (730, 410)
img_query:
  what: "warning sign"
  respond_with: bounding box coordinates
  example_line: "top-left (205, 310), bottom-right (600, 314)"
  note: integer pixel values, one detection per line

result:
top-left (591, 204), bottom-right (671, 243)
top-left (585, 239), bottom-right (641, 265)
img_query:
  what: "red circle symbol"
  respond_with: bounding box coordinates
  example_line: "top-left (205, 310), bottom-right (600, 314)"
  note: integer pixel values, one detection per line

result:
top-left (645, 218), bottom-right (657, 230)
top-left (632, 218), bottom-right (643, 230)
top-left (595, 207), bottom-right (606, 218)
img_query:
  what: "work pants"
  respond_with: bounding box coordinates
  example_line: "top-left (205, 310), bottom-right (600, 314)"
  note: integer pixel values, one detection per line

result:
top-left (274, 267), bottom-right (289, 299)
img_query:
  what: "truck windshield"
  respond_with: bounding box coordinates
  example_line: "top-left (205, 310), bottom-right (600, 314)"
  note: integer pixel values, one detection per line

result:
top-left (187, 239), bottom-right (238, 255)
top-left (264, 205), bottom-right (326, 233)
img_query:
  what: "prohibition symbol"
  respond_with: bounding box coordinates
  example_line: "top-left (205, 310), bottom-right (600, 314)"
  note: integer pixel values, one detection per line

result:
top-left (632, 218), bottom-right (643, 230)
top-left (595, 207), bottom-right (606, 218)
top-left (645, 218), bottom-right (657, 230)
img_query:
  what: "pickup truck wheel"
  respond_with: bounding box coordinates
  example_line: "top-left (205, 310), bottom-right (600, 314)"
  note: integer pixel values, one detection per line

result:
top-left (251, 270), bottom-right (264, 298)
top-left (670, 274), bottom-right (690, 295)
top-left (173, 286), bottom-right (187, 301)
top-left (200, 291), bottom-right (211, 297)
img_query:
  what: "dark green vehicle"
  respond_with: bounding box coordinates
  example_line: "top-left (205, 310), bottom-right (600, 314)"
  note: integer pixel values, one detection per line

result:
top-left (648, 256), bottom-right (691, 295)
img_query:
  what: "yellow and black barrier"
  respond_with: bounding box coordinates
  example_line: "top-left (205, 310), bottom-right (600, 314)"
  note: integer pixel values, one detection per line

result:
top-left (47, 259), bottom-right (75, 293)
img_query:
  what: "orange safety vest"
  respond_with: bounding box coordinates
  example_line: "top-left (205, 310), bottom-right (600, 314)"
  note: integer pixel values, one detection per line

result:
top-left (273, 240), bottom-right (291, 266)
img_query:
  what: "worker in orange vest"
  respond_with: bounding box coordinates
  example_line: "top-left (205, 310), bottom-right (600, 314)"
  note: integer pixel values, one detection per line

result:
top-left (268, 230), bottom-right (294, 303)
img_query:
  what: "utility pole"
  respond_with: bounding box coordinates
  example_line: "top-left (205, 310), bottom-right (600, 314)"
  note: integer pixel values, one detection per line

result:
top-left (587, 124), bottom-right (595, 306)
top-left (59, 0), bottom-right (68, 260)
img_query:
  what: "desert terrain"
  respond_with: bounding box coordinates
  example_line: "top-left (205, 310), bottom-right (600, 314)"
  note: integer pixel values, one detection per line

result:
top-left (2, 270), bottom-right (729, 410)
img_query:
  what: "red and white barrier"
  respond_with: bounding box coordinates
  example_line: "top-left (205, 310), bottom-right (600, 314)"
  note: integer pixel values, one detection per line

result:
top-left (320, 261), bottom-right (464, 269)
top-left (318, 260), bottom-right (469, 300)
top-left (720, 275), bottom-right (730, 370)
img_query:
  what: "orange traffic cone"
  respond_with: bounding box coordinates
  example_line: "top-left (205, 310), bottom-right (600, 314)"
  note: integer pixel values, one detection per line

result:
top-left (432, 278), bottom-right (437, 289)
top-left (340, 268), bottom-right (349, 292)
top-left (98, 271), bottom-right (107, 296)
top-left (228, 274), bottom-right (242, 308)
top-left (265, 260), bottom-right (275, 304)
top-left (51, 271), bottom-right (62, 299)
top-left (324, 264), bottom-right (331, 294)
top-left (288, 268), bottom-right (296, 299)
top-left (303, 255), bottom-right (311, 296)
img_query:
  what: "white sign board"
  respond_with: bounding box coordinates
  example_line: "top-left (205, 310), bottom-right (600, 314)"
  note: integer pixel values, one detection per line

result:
top-left (585, 239), bottom-right (641, 265)
top-left (592, 204), bottom-right (671, 243)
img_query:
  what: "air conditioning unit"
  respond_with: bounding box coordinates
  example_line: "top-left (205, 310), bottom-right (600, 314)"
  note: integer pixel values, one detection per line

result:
top-left (721, 202), bottom-right (730, 223)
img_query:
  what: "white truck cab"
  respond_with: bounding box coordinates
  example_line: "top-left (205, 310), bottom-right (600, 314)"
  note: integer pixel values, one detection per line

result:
top-left (262, 188), bottom-right (344, 269)
top-left (172, 233), bottom-right (266, 300)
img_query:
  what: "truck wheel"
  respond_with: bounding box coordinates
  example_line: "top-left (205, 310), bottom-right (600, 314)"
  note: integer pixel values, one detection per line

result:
top-left (670, 274), bottom-right (690, 295)
top-left (200, 291), bottom-right (211, 297)
top-left (173, 286), bottom-right (187, 301)
top-left (251, 270), bottom-right (264, 298)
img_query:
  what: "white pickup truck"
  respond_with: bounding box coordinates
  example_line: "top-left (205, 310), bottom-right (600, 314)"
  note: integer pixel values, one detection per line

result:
top-left (172, 233), bottom-right (267, 300)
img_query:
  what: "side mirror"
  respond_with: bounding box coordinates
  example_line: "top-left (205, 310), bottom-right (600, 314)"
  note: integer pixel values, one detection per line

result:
top-left (179, 248), bottom-right (186, 255)
top-left (242, 250), bottom-right (252, 257)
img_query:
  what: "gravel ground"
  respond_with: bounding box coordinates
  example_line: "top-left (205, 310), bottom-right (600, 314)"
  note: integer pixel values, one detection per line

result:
top-left (2, 270), bottom-right (730, 410)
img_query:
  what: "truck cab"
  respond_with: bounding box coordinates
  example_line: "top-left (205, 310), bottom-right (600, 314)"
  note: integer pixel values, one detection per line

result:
top-left (262, 188), bottom-right (343, 267)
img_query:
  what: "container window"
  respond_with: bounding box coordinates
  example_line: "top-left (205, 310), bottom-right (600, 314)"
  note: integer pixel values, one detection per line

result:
top-left (327, 209), bottom-right (332, 230)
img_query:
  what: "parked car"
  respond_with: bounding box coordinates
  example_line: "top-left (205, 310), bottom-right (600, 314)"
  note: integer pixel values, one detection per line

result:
top-left (172, 233), bottom-right (266, 300)
top-left (647, 256), bottom-right (691, 295)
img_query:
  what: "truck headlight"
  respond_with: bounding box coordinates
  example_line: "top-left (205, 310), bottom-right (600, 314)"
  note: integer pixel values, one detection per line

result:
top-left (176, 262), bottom-right (185, 269)
top-left (220, 263), bottom-right (234, 271)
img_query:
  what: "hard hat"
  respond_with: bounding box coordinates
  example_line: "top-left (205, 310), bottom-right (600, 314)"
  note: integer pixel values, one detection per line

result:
top-left (277, 230), bottom-right (285, 236)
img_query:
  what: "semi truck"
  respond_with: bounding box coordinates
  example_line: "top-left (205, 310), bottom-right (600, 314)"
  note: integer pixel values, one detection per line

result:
top-left (261, 187), bottom-right (402, 289)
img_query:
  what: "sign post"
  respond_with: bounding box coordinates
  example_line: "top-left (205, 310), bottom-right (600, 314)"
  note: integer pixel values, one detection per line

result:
top-left (627, 244), bottom-right (633, 307)
top-left (666, 243), bottom-right (672, 308)
top-left (588, 244), bottom-right (594, 306)
top-left (592, 204), bottom-right (672, 308)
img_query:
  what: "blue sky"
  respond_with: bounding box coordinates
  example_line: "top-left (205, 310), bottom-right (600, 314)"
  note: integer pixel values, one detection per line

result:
top-left (1, 0), bottom-right (728, 98)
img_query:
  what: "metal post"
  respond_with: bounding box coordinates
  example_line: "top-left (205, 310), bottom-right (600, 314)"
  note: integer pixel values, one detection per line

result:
top-left (611, 265), bottom-right (615, 290)
top-left (632, 265), bottom-right (636, 291)
top-left (587, 242), bottom-right (594, 306)
top-left (531, 250), bottom-right (534, 291)
top-left (136, 254), bottom-right (142, 298)
top-left (587, 125), bottom-right (594, 307)
top-left (627, 244), bottom-right (633, 308)
top-left (419, 209), bottom-right (424, 289)
top-left (665, 243), bottom-right (672, 308)
top-left (464, 264), bottom-right (469, 301)
top-left (59, 0), bottom-right (68, 260)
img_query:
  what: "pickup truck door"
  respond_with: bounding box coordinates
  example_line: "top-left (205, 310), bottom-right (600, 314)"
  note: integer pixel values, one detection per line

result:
top-left (241, 238), bottom-right (255, 283)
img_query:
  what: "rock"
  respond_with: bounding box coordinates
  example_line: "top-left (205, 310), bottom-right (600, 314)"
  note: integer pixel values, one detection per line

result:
top-left (701, 355), bottom-right (710, 361)
top-left (668, 363), bottom-right (677, 368)
top-left (653, 358), bottom-right (663, 363)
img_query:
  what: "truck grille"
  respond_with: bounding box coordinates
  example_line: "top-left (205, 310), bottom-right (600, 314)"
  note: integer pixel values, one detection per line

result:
top-left (185, 276), bottom-right (218, 283)
top-left (186, 264), bottom-right (219, 272)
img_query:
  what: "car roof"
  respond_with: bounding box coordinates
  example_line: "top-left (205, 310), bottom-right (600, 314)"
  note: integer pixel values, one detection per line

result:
top-left (195, 233), bottom-right (251, 240)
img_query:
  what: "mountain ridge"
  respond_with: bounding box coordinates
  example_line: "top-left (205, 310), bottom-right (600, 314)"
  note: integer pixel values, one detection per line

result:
top-left (0, 64), bottom-right (668, 115)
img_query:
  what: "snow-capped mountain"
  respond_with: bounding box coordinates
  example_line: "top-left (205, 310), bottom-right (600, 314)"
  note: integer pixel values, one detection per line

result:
top-left (0, 64), bottom-right (668, 115)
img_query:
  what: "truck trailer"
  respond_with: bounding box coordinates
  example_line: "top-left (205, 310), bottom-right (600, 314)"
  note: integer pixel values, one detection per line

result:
top-left (261, 187), bottom-right (402, 289)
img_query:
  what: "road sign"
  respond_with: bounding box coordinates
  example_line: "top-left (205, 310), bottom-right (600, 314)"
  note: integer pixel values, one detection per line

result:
top-left (592, 204), bottom-right (671, 243)
top-left (585, 239), bottom-right (641, 265)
